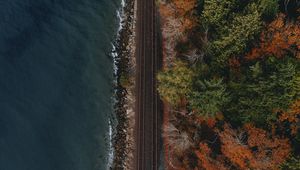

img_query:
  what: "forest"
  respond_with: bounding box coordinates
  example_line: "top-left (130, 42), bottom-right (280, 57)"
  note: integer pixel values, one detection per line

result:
top-left (157, 0), bottom-right (300, 169)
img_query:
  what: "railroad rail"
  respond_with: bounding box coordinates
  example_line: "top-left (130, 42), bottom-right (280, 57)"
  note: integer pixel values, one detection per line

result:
top-left (135, 0), bottom-right (161, 169)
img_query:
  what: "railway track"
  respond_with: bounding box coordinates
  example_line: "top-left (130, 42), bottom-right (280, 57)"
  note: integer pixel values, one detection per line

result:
top-left (135, 0), bottom-right (161, 169)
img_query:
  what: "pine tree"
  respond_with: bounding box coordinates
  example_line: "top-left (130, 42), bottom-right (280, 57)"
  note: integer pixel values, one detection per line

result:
top-left (157, 60), bottom-right (194, 105)
top-left (201, 0), bottom-right (236, 29)
top-left (227, 57), bottom-right (300, 125)
top-left (211, 4), bottom-right (262, 66)
top-left (258, 0), bottom-right (279, 20)
top-left (189, 78), bottom-right (229, 118)
top-left (281, 156), bottom-right (300, 170)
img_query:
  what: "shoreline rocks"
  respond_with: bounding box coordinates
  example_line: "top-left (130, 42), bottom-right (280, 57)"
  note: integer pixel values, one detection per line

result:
top-left (112, 0), bottom-right (137, 169)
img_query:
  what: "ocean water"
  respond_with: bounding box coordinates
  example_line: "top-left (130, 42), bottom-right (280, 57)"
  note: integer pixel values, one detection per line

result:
top-left (0, 0), bottom-right (120, 170)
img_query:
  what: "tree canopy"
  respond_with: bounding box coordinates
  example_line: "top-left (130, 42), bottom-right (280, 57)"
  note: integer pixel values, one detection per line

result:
top-left (157, 0), bottom-right (300, 169)
top-left (189, 78), bottom-right (229, 117)
top-left (157, 60), bottom-right (194, 105)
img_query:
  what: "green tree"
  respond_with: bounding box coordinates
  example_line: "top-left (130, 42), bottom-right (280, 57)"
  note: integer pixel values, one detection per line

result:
top-left (211, 4), bottom-right (262, 66)
top-left (258, 0), bottom-right (279, 20)
top-left (227, 57), bottom-right (300, 125)
top-left (189, 78), bottom-right (229, 117)
top-left (200, 1), bottom-right (275, 68)
top-left (281, 157), bottom-right (300, 170)
top-left (201, 0), bottom-right (236, 29)
top-left (157, 61), bottom-right (194, 105)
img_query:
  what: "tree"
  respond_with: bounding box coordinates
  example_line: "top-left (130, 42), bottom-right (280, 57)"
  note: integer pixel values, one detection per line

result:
top-left (157, 60), bottom-right (194, 105)
top-left (258, 0), bottom-right (279, 20)
top-left (201, 0), bottom-right (236, 27)
top-left (189, 78), bottom-right (229, 118)
top-left (195, 143), bottom-right (228, 170)
top-left (200, 0), bottom-right (267, 67)
top-left (172, 0), bottom-right (197, 16)
top-left (163, 122), bottom-right (194, 169)
top-left (227, 57), bottom-right (300, 125)
top-left (279, 99), bottom-right (300, 135)
top-left (246, 13), bottom-right (300, 60)
top-left (218, 124), bottom-right (291, 170)
top-left (218, 124), bottom-right (254, 169)
top-left (244, 124), bottom-right (291, 169)
top-left (163, 123), bottom-right (192, 153)
top-left (211, 4), bottom-right (262, 65)
top-left (281, 156), bottom-right (300, 170)
top-left (158, 0), bottom-right (197, 64)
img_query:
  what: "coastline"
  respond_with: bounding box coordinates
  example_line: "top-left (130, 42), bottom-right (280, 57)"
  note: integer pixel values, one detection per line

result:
top-left (109, 0), bottom-right (300, 169)
top-left (112, 0), bottom-right (137, 169)
top-left (112, 0), bottom-right (164, 168)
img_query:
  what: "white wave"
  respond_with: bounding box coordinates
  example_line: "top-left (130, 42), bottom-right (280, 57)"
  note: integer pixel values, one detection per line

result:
top-left (107, 0), bottom-right (127, 169)
top-left (106, 119), bottom-right (114, 170)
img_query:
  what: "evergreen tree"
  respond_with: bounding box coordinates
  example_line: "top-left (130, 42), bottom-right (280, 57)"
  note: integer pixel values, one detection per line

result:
top-left (281, 157), bottom-right (300, 170)
top-left (201, 0), bottom-right (236, 30)
top-left (258, 0), bottom-right (279, 20)
top-left (211, 4), bottom-right (262, 66)
top-left (227, 57), bottom-right (300, 125)
top-left (189, 78), bottom-right (229, 117)
top-left (157, 61), bottom-right (194, 105)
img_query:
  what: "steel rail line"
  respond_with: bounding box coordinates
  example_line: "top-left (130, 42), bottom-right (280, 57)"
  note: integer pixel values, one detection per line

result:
top-left (135, 0), bottom-right (161, 169)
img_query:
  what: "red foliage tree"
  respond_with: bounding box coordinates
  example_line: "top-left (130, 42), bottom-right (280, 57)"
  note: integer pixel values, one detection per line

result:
top-left (279, 99), bottom-right (300, 135)
top-left (246, 13), bottom-right (300, 60)
top-left (195, 143), bottom-right (228, 170)
top-left (218, 124), bottom-right (291, 170)
top-left (218, 124), bottom-right (254, 169)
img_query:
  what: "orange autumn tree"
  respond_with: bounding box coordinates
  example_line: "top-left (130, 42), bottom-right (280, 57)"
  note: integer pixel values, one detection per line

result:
top-left (160, 0), bottom-right (197, 34)
top-left (172, 0), bottom-right (197, 29)
top-left (218, 124), bottom-right (254, 169)
top-left (246, 13), bottom-right (300, 60)
top-left (218, 124), bottom-right (291, 170)
top-left (172, 0), bottom-right (196, 15)
top-left (245, 124), bottom-right (291, 169)
top-left (280, 99), bottom-right (300, 135)
top-left (158, 0), bottom-right (197, 64)
top-left (195, 143), bottom-right (228, 170)
top-left (159, 0), bottom-right (197, 32)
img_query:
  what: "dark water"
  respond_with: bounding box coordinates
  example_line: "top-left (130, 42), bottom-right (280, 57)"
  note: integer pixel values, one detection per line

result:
top-left (0, 0), bottom-right (119, 169)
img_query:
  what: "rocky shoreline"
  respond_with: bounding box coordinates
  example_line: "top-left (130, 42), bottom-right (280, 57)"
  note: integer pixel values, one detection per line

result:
top-left (112, 0), bottom-right (137, 169)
